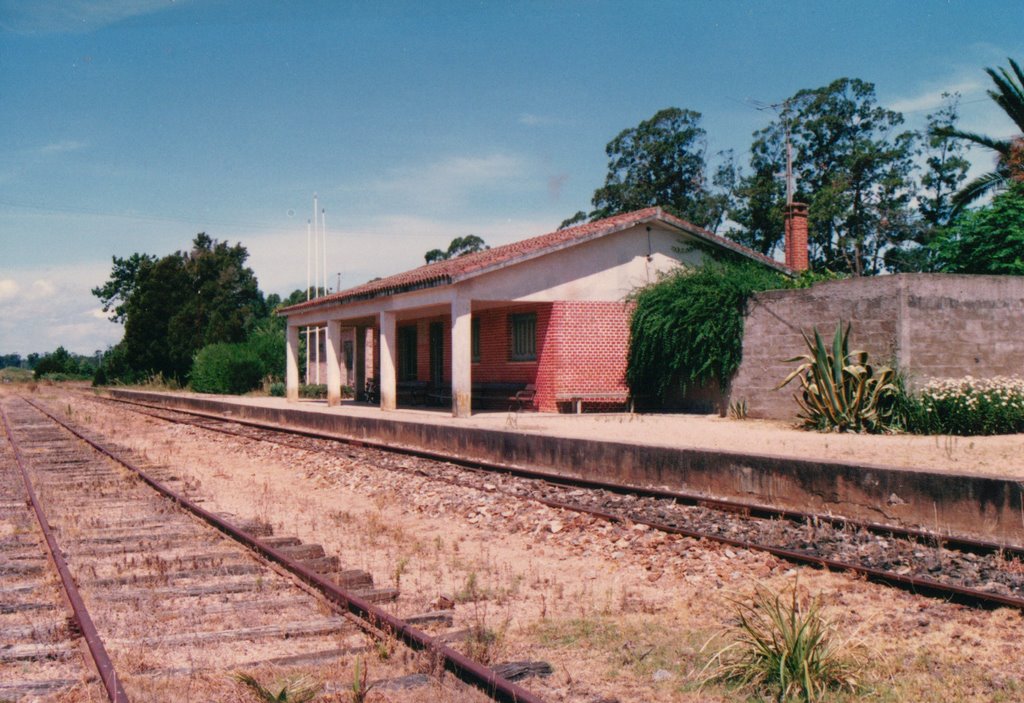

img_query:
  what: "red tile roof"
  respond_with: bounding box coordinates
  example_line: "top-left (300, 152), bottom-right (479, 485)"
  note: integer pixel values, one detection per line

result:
top-left (280, 207), bottom-right (788, 314)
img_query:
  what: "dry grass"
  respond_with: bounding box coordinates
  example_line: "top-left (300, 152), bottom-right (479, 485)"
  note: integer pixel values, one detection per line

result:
top-left (38, 388), bottom-right (1024, 702)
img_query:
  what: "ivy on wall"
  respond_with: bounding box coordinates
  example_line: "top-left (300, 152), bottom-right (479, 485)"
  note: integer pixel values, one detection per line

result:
top-left (627, 259), bottom-right (819, 406)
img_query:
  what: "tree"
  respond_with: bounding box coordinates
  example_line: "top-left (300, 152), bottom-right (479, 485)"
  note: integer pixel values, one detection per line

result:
top-left (94, 234), bottom-right (267, 383)
top-left (930, 181), bottom-right (1024, 274)
top-left (934, 58), bottom-right (1024, 212)
top-left (558, 211), bottom-right (588, 230)
top-left (165, 233), bottom-right (265, 374)
top-left (886, 94), bottom-right (971, 272)
top-left (91, 252), bottom-right (158, 323)
top-left (118, 253), bottom-right (190, 380)
top-left (920, 95), bottom-right (972, 228)
top-left (588, 108), bottom-right (727, 229)
top-left (424, 235), bottom-right (488, 263)
top-left (727, 78), bottom-right (918, 275)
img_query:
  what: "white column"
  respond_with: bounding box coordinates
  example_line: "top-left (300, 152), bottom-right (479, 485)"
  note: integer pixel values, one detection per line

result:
top-left (286, 324), bottom-right (300, 402)
top-left (326, 319), bottom-right (342, 407)
top-left (451, 292), bottom-right (472, 418)
top-left (379, 311), bottom-right (397, 411)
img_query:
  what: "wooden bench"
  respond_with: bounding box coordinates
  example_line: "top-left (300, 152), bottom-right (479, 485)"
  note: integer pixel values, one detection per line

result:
top-left (397, 380), bottom-right (429, 406)
top-left (426, 384), bottom-right (451, 406)
top-left (425, 382), bottom-right (532, 410)
top-left (474, 382), bottom-right (529, 410)
top-left (508, 383), bottom-right (536, 411)
top-left (556, 390), bottom-right (632, 414)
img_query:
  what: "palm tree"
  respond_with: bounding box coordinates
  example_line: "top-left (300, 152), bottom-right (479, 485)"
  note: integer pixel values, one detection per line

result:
top-left (934, 58), bottom-right (1024, 213)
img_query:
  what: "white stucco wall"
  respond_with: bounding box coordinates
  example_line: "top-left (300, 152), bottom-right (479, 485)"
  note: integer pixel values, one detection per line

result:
top-left (462, 224), bottom-right (702, 302)
top-left (287, 222), bottom-right (709, 326)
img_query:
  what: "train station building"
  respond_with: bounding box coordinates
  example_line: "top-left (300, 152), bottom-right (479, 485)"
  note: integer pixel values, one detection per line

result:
top-left (278, 207), bottom-right (789, 417)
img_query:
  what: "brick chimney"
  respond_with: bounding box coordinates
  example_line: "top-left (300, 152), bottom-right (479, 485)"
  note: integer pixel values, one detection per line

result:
top-left (784, 202), bottom-right (809, 271)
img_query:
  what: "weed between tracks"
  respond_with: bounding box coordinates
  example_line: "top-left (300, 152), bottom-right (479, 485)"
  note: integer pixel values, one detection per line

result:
top-left (699, 582), bottom-right (862, 702)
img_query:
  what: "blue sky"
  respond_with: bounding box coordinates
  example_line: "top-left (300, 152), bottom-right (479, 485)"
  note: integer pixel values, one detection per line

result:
top-left (2, 0), bottom-right (1022, 355)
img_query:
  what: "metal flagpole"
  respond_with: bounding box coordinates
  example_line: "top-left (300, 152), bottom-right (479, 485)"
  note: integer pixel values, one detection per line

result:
top-left (305, 218), bottom-right (312, 383)
top-left (313, 194), bottom-right (321, 385)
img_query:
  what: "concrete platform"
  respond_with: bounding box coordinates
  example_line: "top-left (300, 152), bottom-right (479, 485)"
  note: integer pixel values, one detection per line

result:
top-left (105, 390), bottom-right (1024, 547)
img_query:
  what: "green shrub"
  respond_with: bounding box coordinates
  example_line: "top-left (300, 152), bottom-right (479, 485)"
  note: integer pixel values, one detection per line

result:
top-left (0, 367), bottom-right (34, 383)
top-left (268, 382), bottom-right (286, 397)
top-left (191, 343), bottom-right (264, 395)
top-left (777, 323), bottom-right (898, 433)
top-left (299, 383), bottom-right (327, 399)
top-left (900, 376), bottom-right (1024, 436)
top-left (246, 321), bottom-right (285, 381)
top-left (36, 372), bottom-right (93, 383)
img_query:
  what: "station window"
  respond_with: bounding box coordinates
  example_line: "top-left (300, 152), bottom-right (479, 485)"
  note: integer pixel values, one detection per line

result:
top-left (471, 318), bottom-right (481, 362)
top-left (397, 326), bottom-right (417, 380)
top-left (508, 313), bottom-right (536, 361)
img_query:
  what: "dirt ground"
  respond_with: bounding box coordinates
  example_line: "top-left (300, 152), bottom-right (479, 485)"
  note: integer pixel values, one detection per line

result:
top-left (18, 386), bottom-right (1024, 701)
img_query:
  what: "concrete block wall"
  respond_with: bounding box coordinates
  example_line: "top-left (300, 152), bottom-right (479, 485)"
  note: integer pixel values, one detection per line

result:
top-left (899, 274), bottom-right (1024, 380)
top-left (730, 274), bottom-right (1024, 420)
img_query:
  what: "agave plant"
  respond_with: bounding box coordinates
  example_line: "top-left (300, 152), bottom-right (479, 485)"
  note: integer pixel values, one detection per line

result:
top-left (777, 322), bottom-right (897, 433)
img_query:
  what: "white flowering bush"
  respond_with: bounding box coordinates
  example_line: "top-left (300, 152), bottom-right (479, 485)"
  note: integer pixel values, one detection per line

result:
top-left (902, 375), bottom-right (1024, 436)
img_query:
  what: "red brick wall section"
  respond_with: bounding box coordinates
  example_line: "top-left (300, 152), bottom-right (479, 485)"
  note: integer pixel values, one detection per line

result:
top-left (473, 304), bottom-right (551, 404)
top-left (374, 301), bottom-right (634, 412)
top-left (538, 301), bottom-right (634, 412)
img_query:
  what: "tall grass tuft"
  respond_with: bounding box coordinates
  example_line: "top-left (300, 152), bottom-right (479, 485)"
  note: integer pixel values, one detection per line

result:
top-left (702, 584), bottom-right (861, 702)
top-left (233, 672), bottom-right (323, 702)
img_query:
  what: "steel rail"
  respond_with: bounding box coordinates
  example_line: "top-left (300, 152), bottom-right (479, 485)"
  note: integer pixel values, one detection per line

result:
top-left (100, 393), bottom-right (1024, 559)
top-left (1, 403), bottom-right (130, 703)
top-left (97, 394), bottom-right (1024, 612)
top-left (530, 496), bottom-right (1024, 611)
top-left (27, 397), bottom-right (546, 703)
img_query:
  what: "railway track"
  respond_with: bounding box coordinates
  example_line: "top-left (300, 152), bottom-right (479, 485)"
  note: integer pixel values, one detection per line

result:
top-left (1, 395), bottom-right (546, 703)
top-left (97, 393), bottom-right (1024, 612)
top-left (0, 406), bottom-right (114, 701)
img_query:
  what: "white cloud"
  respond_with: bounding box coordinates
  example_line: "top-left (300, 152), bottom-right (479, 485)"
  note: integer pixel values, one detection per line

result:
top-left (242, 212), bottom-right (560, 298)
top-left (0, 263), bottom-right (122, 355)
top-left (883, 58), bottom-right (1022, 198)
top-left (887, 80), bottom-right (984, 114)
top-left (0, 0), bottom-right (189, 34)
top-left (0, 279), bottom-right (19, 301)
top-left (357, 152), bottom-right (538, 212)
top-left (40, 140), bottom-right (88, 155)
top-left (519, 113), bottom-right (558, 127)
top-left (31, 279), bottom-right (57, 298)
